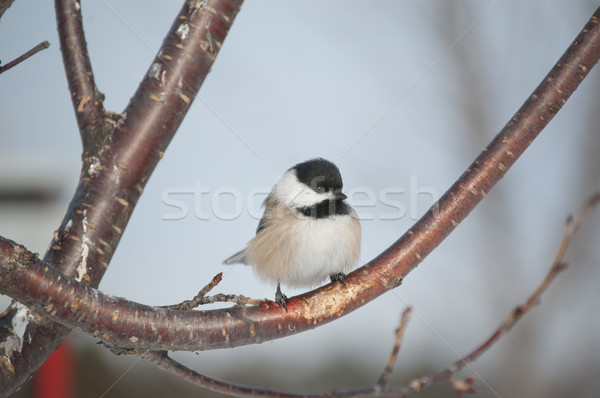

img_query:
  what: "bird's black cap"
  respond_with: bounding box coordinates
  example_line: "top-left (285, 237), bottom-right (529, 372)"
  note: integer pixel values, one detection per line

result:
top-left (291, 158), bottom-right (343, 192)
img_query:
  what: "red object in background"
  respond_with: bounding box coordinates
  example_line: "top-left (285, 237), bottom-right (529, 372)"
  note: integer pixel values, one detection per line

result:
top-left (34, 339), bottom-right (74, 398)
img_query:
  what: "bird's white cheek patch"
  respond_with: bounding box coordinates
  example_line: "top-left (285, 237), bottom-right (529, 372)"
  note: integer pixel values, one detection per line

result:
top-left (275, 171), bottom-right (333, 208)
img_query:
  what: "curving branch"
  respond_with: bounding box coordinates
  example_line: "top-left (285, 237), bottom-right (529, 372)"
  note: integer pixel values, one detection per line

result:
top-left (0, 0), bottom-right (243, 394)
top-left (120, 192), bottom-right (600, 397)
top-left (0, 7), bottom-right (599, 357)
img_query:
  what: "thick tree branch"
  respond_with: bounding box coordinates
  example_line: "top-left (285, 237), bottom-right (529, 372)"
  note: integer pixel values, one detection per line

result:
top-left (2, 6), bottom-right (599, 356)
top-left (0, 0), bottom-right (243, 395)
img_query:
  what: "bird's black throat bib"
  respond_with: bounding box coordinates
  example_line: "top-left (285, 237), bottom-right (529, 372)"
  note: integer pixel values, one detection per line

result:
top-left (298, 198), bottom-right (350, 219)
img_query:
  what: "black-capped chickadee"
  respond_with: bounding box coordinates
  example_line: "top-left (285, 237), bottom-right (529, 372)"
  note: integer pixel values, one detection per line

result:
top-left (223, 158), bottom-right (361, 309)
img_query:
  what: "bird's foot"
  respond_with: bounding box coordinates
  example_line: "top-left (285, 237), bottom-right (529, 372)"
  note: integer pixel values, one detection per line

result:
top-left (330, 272), bottom-right (347, 288)
top-left (275, 284), bottom-right (288, 312)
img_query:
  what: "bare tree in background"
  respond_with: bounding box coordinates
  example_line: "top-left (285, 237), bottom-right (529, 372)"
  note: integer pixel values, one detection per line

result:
top-left (1, 1), bottom-right (599, 397)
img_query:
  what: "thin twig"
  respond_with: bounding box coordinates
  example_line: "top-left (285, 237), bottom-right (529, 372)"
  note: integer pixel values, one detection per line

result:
top-left (449, 376), bottom-right (477, 397)
top-left (162, 273), bottom-right (224, 310)
top-left (378, 307), bottom-right (412, 388)
top-left (161, 272), bottom-right (264, 310)
top-left (0, 41), bottom-right (50, 75)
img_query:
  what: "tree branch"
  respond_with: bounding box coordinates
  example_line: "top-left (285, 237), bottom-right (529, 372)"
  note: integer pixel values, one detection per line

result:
top-left (0, 0), bottom-right (243, 394)
top-left (0, 0), bottom-right (15, 22)
top-left (55, 0), bottom-right (105, 152)
top-left (130, 192), bottom-right (600, 397)
top-left (408, 192), bottom-right (600, 394)
top-left (377, 307), bottom-right (412, 388)
top-left (0, 41), bottom-right (50, 75)
top-left (161, 272), bottom-right (264, 310)
top-left (2, 6), bottom-right (600, 358)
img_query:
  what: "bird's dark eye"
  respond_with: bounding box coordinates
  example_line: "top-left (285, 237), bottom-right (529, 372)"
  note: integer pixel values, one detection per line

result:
top-left (315, 186), bottom-right (324, 193)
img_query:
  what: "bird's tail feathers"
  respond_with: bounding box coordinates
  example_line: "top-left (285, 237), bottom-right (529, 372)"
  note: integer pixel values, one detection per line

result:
top-left (223, 249), bottom-right (247, 265)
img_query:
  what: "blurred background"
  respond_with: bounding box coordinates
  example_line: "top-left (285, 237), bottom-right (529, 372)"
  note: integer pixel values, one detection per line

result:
top-left (1, 1), bottom-right (599, 397)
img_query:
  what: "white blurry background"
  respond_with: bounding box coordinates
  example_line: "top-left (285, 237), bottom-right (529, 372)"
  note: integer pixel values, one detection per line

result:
top-left (1, 1), bottom-right (599, 397)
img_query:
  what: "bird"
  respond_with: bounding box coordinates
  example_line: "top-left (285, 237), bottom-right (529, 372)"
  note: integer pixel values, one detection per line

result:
top-left (223, 158), bottom-right (361, 310)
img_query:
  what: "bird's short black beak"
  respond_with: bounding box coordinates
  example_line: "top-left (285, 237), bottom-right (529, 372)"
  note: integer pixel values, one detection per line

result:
top-left (336, 192), bottom-right (348, 200)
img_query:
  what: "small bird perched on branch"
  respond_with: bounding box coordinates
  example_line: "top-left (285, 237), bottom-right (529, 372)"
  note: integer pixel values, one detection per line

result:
top-left (224, 158), bottom-right (361, 310)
